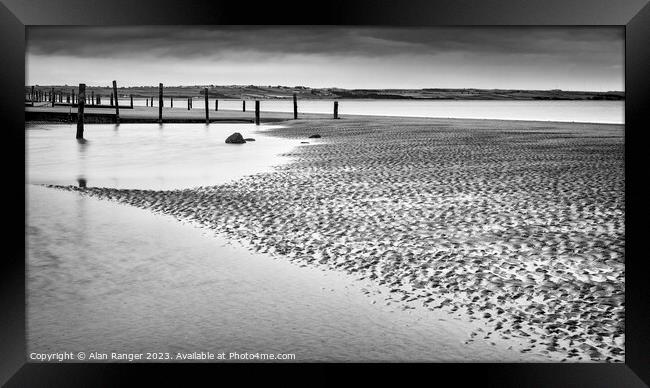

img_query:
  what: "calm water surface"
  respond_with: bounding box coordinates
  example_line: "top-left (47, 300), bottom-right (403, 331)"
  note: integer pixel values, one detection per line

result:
top-left (26, 123), bottom-right (297, 190)
top-left (130, 98), bottom-right (624, 124)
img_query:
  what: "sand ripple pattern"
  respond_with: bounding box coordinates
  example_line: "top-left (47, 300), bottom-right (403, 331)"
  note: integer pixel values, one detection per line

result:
top-left (50, 118), bottom-right (625, 362)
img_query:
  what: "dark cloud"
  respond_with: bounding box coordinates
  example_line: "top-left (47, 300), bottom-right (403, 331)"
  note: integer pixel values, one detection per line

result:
top-left (25, 26), bottom-right (623, 91)
top-left (26, 26), bottom-right (623, 60)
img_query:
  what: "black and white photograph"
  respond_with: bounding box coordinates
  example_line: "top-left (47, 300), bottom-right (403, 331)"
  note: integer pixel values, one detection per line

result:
top-left (24, 25), bottom-right (625, 363)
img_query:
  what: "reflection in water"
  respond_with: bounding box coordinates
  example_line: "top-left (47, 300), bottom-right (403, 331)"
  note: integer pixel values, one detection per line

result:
top-left (27, 123), bottom-right (297, 190)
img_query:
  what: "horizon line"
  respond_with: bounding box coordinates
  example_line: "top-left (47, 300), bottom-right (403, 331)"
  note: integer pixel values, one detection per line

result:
top-left (23, 84), bottom-right (625, 94)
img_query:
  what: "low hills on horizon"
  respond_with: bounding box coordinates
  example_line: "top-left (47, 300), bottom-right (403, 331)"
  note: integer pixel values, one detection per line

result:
top-left (25, 85), bottom-right (625, 101)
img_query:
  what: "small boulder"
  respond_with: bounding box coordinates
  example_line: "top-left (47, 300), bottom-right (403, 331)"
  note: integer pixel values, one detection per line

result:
top-left (308, 134), bottom-right (321, 138)
top-left (244, 138), bottom-right (256, 141)
top-left (225, 132), bottom-right (246, 144)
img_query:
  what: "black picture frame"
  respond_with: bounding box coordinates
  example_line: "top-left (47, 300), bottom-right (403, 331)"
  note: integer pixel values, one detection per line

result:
top-left (1, 0), bottom-right (648, 386)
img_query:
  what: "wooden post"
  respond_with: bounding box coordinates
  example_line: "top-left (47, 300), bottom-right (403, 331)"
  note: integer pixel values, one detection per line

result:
top-left (97, 95), bottom-right (101, 105)
top-left (293, 93), bottom-right (298, 119)
top-left (215, 99), bottom-right (218, 111)
top-left (187, 98), bottom-right (191, 110)
top-left (242, 100), bottom-right (246, 112)
top-left (158, 83), bottom-right (163, 124)
top-left (170, 97), bottom-right (173, 108)
top-left (204, 88), bottom-right (209, 124)
top-left (76, 83), bottom-right (85, 139)
top-left (91, 91), bottom-right (95, 105)
top-left (112, 80), bottom-right (120, 125)
top-left (110, 93), bottom-right (114, 106)
top-left (31, 86), bottom-right (34, 101)
top-left (255, 100), bottom-right (260, 125)
top-left (72, 89), bottom-right (75, 104)
top-left (50, 88), bottom-right (55, 107)
top-left (334, 101), bottom-right (339, 119)
top-left (146, 99), bottom-right (149, 107)
top-left (130, 94), bottom-right (133, 108)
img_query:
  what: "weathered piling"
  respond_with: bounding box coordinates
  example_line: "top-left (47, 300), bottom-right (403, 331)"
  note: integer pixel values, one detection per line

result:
top-left (242, 100), bottom-right (246, 112)
top-left (66, 95), bottom-right (70, 104)
top-left (204, 88), bottom-right (209, 124)
top-left (112, 80), bottom-right (120, 125)
top-left (215, 99), bottom-right (218, 111)
top-left (91, 91), bottom-right (95, 105)
top-left (334, 101), bottom-right (339, 119)
top-left (97, 95), bottom-right (101, 105)
top-left (158, 83), bottom-right (163, 124)
top-left (110, 93), bottom-right (114, 106)
top-left (170, 97), bottom-right (173, 108)
top-left (130, 94), bottom-right (133, 108)
top-left (146, 99), bottom-right (149, 107)
top-left (31, 86), bottom-right (34, 101)
top-left (76, 83), bottom-right (85, 139)
top-left (255, 100), bottom-right (260, 125)
top-left (51, 88), bottom-right (55, 107)
top-left (72, 89), bottom-right (75, 104)
top-left (293, 93), bottom-right (298, 119)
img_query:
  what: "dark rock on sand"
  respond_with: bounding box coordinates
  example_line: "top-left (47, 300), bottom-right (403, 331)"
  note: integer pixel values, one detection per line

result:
top-left (309, 134), bottom-right (321, 138)
top-left (225, 133), bottom-right (246, 144)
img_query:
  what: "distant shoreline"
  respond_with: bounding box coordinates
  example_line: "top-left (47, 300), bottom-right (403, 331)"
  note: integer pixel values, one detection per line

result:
top-left (24, 85), bottom-right (625, 101)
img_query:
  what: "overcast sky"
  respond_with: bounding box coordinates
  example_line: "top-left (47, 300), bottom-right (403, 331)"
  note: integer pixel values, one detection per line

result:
top-left (26, 26), bottom-right (624, 91)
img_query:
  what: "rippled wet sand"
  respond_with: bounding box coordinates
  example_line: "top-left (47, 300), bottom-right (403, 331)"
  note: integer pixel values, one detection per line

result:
top-left (50, 117), bottom-right (625, 362)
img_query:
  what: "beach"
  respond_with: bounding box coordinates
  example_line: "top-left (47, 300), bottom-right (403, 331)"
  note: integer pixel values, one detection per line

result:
top-left (43, 115), bottom-right (625, 362)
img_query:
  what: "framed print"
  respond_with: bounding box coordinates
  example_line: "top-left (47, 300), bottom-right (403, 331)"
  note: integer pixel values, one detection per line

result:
top-left (1, 0), bottom-right (649, 386)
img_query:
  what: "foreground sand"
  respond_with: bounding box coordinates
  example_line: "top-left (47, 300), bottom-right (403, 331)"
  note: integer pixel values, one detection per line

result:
top-left (49, 116), bottom-right (625, 362)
